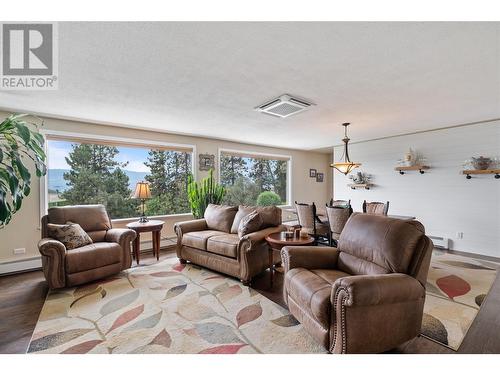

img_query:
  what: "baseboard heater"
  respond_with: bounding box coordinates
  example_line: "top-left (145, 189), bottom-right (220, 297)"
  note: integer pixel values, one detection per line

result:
top-left (428, 235), bottom-right (450, 249)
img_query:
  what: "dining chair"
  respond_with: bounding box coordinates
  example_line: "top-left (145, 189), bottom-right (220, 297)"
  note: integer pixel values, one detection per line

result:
top-left (325, 204), bottom-right (352, 246)
top-left (294, 201), bottom-right (329, 244)
top-left (328, 198), bottom-right (351, 207)
top-left (362, 200), bottom-right (389, 215)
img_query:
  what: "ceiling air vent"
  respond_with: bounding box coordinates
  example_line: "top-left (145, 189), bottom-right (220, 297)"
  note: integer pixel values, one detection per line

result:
top-left (255, 94), bottom-right (314, 118)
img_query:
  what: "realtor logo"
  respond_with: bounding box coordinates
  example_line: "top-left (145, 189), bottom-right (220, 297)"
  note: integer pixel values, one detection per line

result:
top-left (1, 23), bottom-right (58, 90)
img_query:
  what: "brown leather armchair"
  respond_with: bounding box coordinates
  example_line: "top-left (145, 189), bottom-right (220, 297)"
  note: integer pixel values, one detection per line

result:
top-left (281, 213), bottom-right (433, 353)
top-left (38, 205), bottom-right (136, 289)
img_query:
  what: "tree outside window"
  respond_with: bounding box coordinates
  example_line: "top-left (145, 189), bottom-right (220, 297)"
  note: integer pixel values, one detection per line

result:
top-left (220, 152), bottom-right (288, 206)
top-left (47, 140), bottom-right (193, 219)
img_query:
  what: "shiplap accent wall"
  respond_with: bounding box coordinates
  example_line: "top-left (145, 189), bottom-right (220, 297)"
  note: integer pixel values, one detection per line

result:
top-left (332, 120), bottom-right (500, 258)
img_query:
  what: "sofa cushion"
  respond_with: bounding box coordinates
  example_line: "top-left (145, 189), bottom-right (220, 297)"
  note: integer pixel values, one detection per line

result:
top-left (182, 230), bottom-right (226, 250)
top-left (238, 211), bottom-right (263, 238)
top-left (257, 205), bottom-right (282, 229)
top-left (231, 206), bottom-right (255, 233)
top-left (65, 242), bottom-right (122, 274)
top-left (47, 222), bottom-right (93, 250)
top-left (285, 268), bottom-right (349, 327)
top-left (204, 204), bottom-right (238, 233)
top-left (231, 205), bottom-right (282, 233)
top-left (207, 234), bottom-right (240, 258)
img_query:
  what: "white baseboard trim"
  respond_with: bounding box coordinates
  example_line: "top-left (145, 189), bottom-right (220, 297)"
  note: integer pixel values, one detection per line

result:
top-left (0, 256), bottom-right (42, 275)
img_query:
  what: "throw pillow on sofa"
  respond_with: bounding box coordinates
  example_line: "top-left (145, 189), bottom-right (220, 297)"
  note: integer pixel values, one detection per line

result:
top-left (204, 204), bottom-right (238, 233)
top-left (47, 222), bottom-right (93, 250)
top-left (231, 205), bottom-right (282, 233)
top-left (238, 211), bottom-right (263, 238)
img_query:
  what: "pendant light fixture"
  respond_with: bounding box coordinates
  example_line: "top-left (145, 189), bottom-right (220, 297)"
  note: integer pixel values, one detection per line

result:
top-left (330, 122), bottom-right (361, 175)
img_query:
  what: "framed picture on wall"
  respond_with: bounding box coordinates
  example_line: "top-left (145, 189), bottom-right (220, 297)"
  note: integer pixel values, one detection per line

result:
top-left (309, 168), bottom-right (317, 178)
top-left (199, 154), bottom-right (215, 171)
top-left (316, 172), bottom-right (324, 182)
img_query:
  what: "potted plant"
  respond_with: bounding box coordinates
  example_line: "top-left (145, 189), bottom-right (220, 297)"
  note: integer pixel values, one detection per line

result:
top-left (0, 114), bottom-right (46, 227)
top-left (187, 169), bottom-right (226, 219)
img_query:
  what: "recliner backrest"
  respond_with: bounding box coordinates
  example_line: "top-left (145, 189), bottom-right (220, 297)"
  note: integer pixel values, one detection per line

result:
top-left (44, 204), bottom-right (112, 242)
top-left (337, 213), bottom-right (431, 282)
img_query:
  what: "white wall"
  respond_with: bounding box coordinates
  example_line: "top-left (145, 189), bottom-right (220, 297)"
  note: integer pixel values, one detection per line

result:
top-left (333, 121), bottom-right (500, 258)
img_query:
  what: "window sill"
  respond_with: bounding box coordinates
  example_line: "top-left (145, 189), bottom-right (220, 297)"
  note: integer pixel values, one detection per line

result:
top-left (111, 212), bottom-right (193, 224)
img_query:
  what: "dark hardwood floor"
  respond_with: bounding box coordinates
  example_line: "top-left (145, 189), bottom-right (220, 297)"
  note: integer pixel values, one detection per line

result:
top-left (1, 248), bottom-right (499, 354)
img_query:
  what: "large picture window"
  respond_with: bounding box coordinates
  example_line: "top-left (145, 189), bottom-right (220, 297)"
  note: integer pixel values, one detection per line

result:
top-left (219, 150), bottom-right (290, 206)
top-left (46, 137), bottom-right (193, 219)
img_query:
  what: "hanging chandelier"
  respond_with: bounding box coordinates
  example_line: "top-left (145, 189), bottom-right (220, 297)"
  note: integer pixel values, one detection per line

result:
top-left (330, 122), bottom-right (361, 175)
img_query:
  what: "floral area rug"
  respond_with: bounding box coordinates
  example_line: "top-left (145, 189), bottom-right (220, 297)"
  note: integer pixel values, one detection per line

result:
top-left (421, 250), bottom-right (499, 350)
top-left (27, 258), bottom-right (326, 354)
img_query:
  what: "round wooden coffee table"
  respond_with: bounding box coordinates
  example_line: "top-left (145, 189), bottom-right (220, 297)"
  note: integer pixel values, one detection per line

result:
top-left (126, 220), bottom-right (164, 264)
top-left (265, 232), bottom-right (315, 287)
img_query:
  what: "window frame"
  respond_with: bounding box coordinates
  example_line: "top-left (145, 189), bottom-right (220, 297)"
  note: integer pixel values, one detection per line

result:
top-left (40, 129), bottom-right (197, 221)
top-left (217, 147), bottom-right (293, 207)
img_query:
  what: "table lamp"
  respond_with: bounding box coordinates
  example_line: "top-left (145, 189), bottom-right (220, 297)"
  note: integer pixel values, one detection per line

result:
top-left (133, 181), bottom-right (152, 223)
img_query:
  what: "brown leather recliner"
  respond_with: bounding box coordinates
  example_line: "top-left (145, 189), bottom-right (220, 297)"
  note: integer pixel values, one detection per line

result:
top-left (281, 213), bottom-right (433, 353)
top-left (38, 205), bottom-right (136, 289)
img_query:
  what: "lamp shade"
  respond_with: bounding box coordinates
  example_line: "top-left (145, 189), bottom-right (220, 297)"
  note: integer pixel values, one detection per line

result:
top-left (330, 161), bottom-right (361, 175)
top-left (133, 181), bottom-right (152, 199)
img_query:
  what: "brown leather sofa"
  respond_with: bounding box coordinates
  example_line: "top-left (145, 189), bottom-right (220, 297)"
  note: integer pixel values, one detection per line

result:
top-left (281, 213), bottom-right (433, 353)
top-left (174, 204), bottom-right (285, 285)
top-left (38, 205), bottom-right (136, 289)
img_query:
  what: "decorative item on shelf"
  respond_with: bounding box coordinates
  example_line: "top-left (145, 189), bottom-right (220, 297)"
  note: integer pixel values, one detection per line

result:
top-left (462, 156), bottom-right (500, 180)
top-left (316, 172), bottom-right (324, 182)
top-left (471, 156), bottom-right (492, 170)
top-left (330, 122), bottom-right (361, 175)
top-left (198, 153), bottom-right (215, 171)
top-left (395, 149), bottom-right (429, 174)
top-left (347, 171), bottom-right (372, 190)
top-left (133, 181), bottom-right (152, 223)
top-left (309, 168), bottom-right (317, 178)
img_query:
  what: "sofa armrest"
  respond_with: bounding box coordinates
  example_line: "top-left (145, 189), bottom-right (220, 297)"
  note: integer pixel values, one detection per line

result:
top-left (331, 273), bottom-right (425, 307)
top-left (38, 238), bottom-right (67, 256)
top-left (281, 246), bottom-right (339, 273)
top-left (38, 238), bottom-right (67, 289)
top-left (174, 219), bottom-right (208, 237)
top-left (105, 228), bottom-right (136, 270)
top-left (105, 228), bottom-right (136, 245)
top-left (240, 224), bottom-right (286, 244)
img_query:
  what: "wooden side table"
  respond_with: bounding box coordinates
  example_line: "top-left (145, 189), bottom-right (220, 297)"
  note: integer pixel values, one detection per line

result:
top-left (126, 220), bottom-right (164, 264)
top-left (265, 231), bottom-right (315, 287)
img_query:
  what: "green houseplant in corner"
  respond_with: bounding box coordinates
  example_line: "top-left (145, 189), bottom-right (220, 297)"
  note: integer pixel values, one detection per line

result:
top-left (187, 169), bottom-right (226, 219)
top-left (0, 114), bottom-right (46, 227)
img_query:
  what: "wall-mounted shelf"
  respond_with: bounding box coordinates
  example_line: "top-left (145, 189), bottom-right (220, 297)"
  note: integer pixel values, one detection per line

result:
top-left (462, 169), bottom-right (500, 179)
top-left (395, 165), bottom-right (430, 175)
top-left (348, 183), bottom-right (372, 190)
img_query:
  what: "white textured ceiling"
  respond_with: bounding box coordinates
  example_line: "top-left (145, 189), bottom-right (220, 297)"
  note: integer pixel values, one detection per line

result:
top-left (0, 22), bottom-right (499, 151)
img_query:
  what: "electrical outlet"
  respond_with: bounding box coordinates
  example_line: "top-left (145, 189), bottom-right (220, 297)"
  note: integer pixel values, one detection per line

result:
top-left (13, 247), bottom-right (26, 255)
top-left (456, 232), bottom-right (464, 239)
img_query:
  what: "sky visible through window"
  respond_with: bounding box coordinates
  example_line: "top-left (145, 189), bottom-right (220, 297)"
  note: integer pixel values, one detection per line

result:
top-left (48, 140), bottom-right (151, 172)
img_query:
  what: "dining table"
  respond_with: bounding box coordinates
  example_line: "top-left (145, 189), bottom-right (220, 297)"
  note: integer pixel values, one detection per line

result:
top-left (284, 207), bottom-right (416, 223)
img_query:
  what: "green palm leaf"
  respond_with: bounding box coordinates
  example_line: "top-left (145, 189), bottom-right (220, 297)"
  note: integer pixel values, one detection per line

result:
top-left (0, 114), bottom-right (46, 228)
